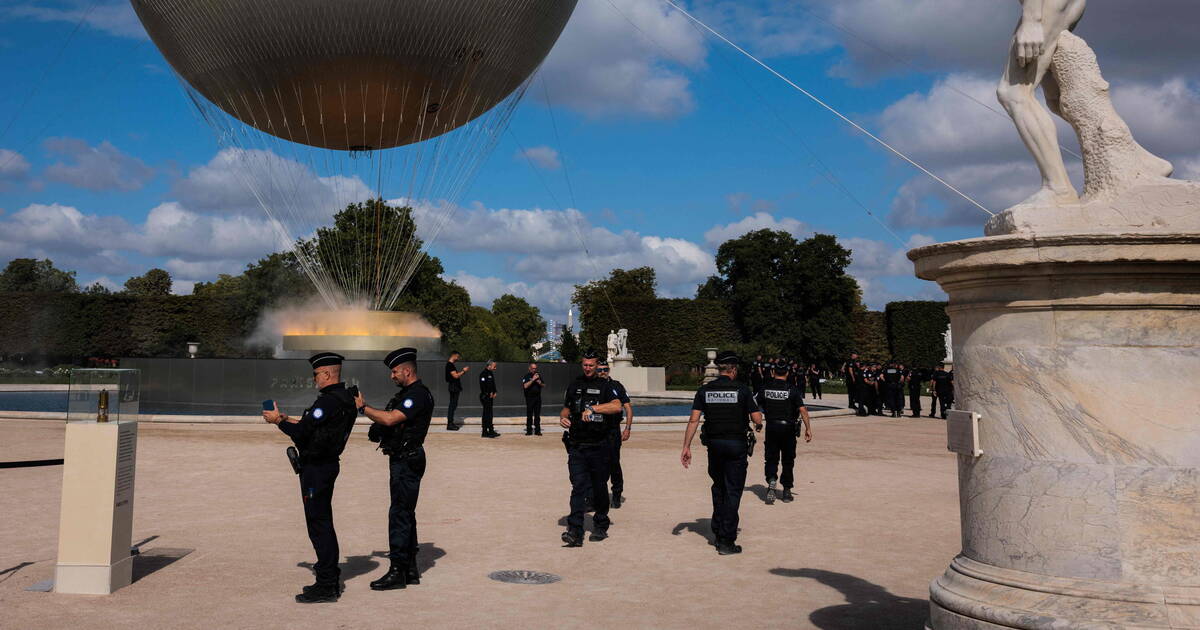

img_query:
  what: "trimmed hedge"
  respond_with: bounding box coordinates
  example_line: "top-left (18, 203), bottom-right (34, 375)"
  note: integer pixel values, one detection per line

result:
top-left (851, 309), bottom-right (889, 363)
top-left (0, 292), bottom-right (267, 363)
top-left (581, 298), bottom-right (738, 369)
top-left (885, 300), bottom-right (949, 367)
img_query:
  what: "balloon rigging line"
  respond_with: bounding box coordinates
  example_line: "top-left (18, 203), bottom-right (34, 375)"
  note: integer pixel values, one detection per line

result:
top-left (0, 0), bottom-right (101, 145)
top-left (786, 3), bottom-right (1083, 161)
top-left (657, 0), bottom-right (995, 218)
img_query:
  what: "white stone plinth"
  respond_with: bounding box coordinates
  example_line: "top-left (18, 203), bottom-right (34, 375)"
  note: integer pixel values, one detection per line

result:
top-left (55, 421), bottom-right (138, 595)
top-left (609, 365), bottom-right (665, 394)
top-left (911, 231), bottom-right (1200, 628)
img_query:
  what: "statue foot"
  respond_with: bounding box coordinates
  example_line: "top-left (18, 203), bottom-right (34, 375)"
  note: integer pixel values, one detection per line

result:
top-left (1014, 186), bottom-right (1079, 209)
top-left (1139, 148), bottom-right (1174, 178)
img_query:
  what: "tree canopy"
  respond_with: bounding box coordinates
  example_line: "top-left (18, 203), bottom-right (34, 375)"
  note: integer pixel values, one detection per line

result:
top-left (123, 268), bottom-right (173, 297)
top-left (573, 266), bottom-right (657, 351)
top-left (490, 294), bottom-right (545, 350)
top-left (0, 258), bottom-right (78, 293)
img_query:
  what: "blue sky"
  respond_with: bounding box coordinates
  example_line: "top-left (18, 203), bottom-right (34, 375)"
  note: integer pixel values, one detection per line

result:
top-left (1, 0), bottom-right (1197, 324)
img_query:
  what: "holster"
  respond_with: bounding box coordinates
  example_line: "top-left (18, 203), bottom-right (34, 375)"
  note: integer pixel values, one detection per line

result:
top-left (286, 446), bottom-right (301, 475)
top-left (746, 429), bottom-right (756, 457)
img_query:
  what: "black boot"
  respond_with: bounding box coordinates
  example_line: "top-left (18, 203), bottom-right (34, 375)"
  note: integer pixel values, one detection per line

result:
top-left (405, 562), bottom-right (420, 586)
top-left (589, 528), bottom-right (609, 542)
top-left (611, 492), bottom-right (623, 509)
top-left (369, 566), bottom-right (408, 591)
top-left (716, 541), bottom-right (743, 555)
top-left (295, 582), bottom-right (340, 603)
top-left (781, 488), bottom-right (794, 503)
top-left (534, 428), bottom-right (542, 436)
top-left (561, 530), bottom-right (583, 547)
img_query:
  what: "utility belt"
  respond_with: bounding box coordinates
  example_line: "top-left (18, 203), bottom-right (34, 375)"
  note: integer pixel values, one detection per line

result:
top-left (286, 447), bottom-right (338, 474)
top-left (385, 443), bottom-right (424, 459)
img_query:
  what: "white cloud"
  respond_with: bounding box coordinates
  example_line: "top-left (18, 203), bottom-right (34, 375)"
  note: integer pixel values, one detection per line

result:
top-left (844, 234), bottom-right (943, 309)
top-left (42, 137), bottom-right (155, 191)
top-left (0, 148), bottom-right (31, 190)
top-left (704, 211), bottom-right (810, 248)
top-left (515, 145), bottom-right (561, 170)
top-left (138, 202), bottom-right (287, 261)
top-left (538, 0), bottom-right (707, 119)
top-left (445, 272), bottom-right (575, 314)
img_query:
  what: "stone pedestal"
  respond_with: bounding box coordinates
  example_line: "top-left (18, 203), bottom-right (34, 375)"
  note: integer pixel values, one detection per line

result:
top-left (910, 231), bottom-right (1200, 628)
top-left (609, 365), bottom-right (666, 394)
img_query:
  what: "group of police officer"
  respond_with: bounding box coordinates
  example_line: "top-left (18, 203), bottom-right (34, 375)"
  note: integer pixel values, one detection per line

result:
top-left (749, 355), bottom-right (825, 400)
top-left (269, 347), bottom-right (812, 603)
top-left (443, 352), bottom-right (549, 437)
top-left (841, 353), bottom-right (955, 419)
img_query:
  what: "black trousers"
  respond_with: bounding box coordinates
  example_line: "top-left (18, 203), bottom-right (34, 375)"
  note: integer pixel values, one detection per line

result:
top-left (479, 393), bottom-right (494, 433)
top-left (299, 461), bottom-right (340, 586)
top-left (446, 389), bottom-right (460, 426)
top-left (809, 378), bottom-right (822, 399)
top-left (608, 425), bottom-right (624, 495)
top-left (885, 384), bottom-right (904, 413)
top-left (525, 395), bottom-right (541, 431)
top-left (388, 449), bottom-right (426, 567)
top-left (763, 423), bottom-right (797, 489)
top-left (936, 393), bottom-right (954, 417)
top-left (706, 438), bottom-right (748, 544)
top-left (565, 440), bottom-right (611, 534)
top-left (908, 388), bottom-right (922, 414)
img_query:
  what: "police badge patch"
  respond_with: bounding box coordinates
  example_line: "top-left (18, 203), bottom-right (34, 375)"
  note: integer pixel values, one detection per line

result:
top-left (312, 408), bottom-right (324, 419)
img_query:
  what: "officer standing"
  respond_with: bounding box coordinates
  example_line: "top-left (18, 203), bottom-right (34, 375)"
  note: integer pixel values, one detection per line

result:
top-left (444, 351), bottom-right (469, 431)
top-left (597, 360), bottom-right (633, 509)
top-left (356, 348), bottom-right (435, 591)
top-left (680, 350), bottom-right (763, 555)
top-left (261, 352), bottom-right (357, 603)
top-left (522, 362), bottom-right (544, 436)
top-left (854, 361), bottom-right (873, 417)
top-left (807, 363), bottom-right (823, 400)
top-left (750, 354), bottom-right (765, 394)
top-left (881, 362), bottom-right (904, 417)
top-left (843, 353), bottom-right (861, 413)
top-left (478, 360), bottom-right (499, 438)
top-left (907, 365), bottom-right (927, 418)
top-left (757, 361), bottom-right (813, 505)
top-left (559, 350), bottom-right (624, 547)
top-left (931, 365), bottom-right (955, 419)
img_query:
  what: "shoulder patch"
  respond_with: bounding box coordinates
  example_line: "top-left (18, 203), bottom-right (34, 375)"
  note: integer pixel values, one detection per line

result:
top-left (403, 399), bottom-right (414, 409)
top-left (312, 408), bottom-right (324, 419)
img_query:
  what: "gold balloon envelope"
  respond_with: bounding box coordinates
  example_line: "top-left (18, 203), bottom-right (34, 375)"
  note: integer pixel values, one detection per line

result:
top-left (132, 0), bottom-right (578, 150)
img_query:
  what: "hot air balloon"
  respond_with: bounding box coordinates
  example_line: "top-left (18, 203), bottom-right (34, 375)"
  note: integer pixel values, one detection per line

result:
top-left (132, 0), bottom-right (578, 310)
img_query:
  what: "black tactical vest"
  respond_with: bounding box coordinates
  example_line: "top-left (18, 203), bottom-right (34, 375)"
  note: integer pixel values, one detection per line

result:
top-left (700, 378), bottom-right (749, 440)
top-left (565, 377), bottom-right (610, 444)
top-left (759, 379), bottom-right (797, 423)
top-left (304, 384), bottom-right (356, 462)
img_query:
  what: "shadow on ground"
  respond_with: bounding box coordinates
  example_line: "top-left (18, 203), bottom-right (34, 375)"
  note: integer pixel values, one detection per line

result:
top-left (0, 561), bottom-right (36, 584)
top-left (132, 548), bottom-right (194, 583)
top-left (671, 518), bottom-right (715, 545)
top-left (771, 567), bottom-right (928, 629)
top-left (745, 484), bottom-right (771, 503)
top-left (299, 543), bottom-right (446, 581)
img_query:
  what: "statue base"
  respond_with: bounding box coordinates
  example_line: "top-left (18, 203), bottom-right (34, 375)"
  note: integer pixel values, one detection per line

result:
top-left (911, 226), bottom-right (1200, 629)
top-left (608, 365), bottom-right (665, 394)
top-left (610, 354), bottom-right (635, 369)
top-left (985, 178), bottom-right (1200, 236)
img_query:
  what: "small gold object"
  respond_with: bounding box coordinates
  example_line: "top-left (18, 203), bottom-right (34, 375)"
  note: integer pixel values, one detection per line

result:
top-left (98, 389), bottom-right (110, 423)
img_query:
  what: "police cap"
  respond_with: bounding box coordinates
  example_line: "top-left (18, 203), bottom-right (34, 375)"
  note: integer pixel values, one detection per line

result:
top-left (581, 349), bottom-right (600, 360)
top-left (772, 360), bottom-right (791, 374)
top-left (384, 347), bottom-right (418, 369)
top-left (715, 350), bottom-right (739, 365)
top-left (309, 352), bottom-right (344, 369)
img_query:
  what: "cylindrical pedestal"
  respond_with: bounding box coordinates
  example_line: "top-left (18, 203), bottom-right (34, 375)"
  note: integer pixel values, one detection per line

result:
top-left (910, 232), bottom-right (1200, 628)
top-left (55, 421), bottom-right (138, 594)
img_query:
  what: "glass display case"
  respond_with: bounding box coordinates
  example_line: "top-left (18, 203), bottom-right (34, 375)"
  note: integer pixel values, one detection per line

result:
top-left (67, 369), bottom-right (140, 424)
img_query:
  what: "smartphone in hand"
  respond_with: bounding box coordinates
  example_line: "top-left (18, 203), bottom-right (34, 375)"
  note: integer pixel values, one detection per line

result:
top-left (262, 400), bottom-right (275, 412)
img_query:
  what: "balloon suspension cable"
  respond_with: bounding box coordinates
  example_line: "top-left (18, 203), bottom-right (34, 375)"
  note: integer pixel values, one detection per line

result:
top-left (538, 75), bottom-right (624, 330)
top-left (657, 0), bottom-right (995, 218)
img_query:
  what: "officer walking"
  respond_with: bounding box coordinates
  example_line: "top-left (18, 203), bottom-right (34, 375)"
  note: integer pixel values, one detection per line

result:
top-left (757, 361), bottom-right (813, 505)
top-left (444, 351), bottom-right (469, 431)
top-left (931, 365), bottom-right (955, 419)
top-left (907, 365), bottom-right (927, 418)
top-left (597, 360), bottom-right (633, 509)
top-left (559, 350), bottom-right (624, 547)
top-left (356, 348), bottom-right (435, 591)
top-left (680, 350), bottom-right (763, 555)
top-left (261, 352), bottom-right (357, 603)
top-left (843, 353), bottom-right (861, 413)
top-left (478, 360), bottom-right (499, 438)
top-left (881, 362), bottom-right (904, 417)
top-left (522, 362), bottom-right (544, 436)
top-left (750, 354), bottom-right (766, 394)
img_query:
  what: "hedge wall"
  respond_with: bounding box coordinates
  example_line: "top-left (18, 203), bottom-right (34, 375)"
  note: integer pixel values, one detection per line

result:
top-left (0, 292), bottom-right (267, 364)
top-left (851, 309), bottom-right (888, 363)
top-left (580, 298), bottom-right (738, 369)
top-left (885, 300), bottom-right (949, 367)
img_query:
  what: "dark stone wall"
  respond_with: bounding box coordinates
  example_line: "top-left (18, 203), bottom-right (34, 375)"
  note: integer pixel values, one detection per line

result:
top-left (122, 358), bottom-right (581, 417)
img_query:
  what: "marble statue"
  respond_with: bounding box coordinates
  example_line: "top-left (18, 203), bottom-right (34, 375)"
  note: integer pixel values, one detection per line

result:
top-left (999, 0), bottom-right (1171, 209)
top-left (615, 328), bottom-right (630, 359)
top-left (606, 330), bottom-right (619, 364)
top-left (942, 326), bottom-right (953, 365)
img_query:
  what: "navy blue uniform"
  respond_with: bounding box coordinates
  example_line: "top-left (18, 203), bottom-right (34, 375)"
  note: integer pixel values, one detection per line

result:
top-left (882, 366), bottom-right (904, 415)
top-left (932, 370), bottom-right (954, 418)
top-left (378, 380), bottom-right (434, 569)
top-left (277, 383), bottom-right (356, 588)
top-left (522, 370), bottom-right (544, 434)
top-left (604, 379), bottom-right (631, 497)
top-left (478, 368), bottom-right (496, 435)
top-left (756, 378), bottom-right (805, 490)
top-left (907, 368), bottom-right (927, 417)
top-left (444, 361), bottom-right (462, 428)
top-left (692, 376), bottom-right (760, 546)
top-left (562, 375), bottom-right (618, 537)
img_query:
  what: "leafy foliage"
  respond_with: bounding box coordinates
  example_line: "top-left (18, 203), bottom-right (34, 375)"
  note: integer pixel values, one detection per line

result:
top-left (193, 252), bottom-right (314, 310)
top-left (123, 268), bottom-right (173, 296)
top-left (490, 294), bottom-right (545, 350)
top-left (450, 306), bottom-right (527, 362)
top-left (559, 329), bottom-right (580, 363)
top-left (851, 307), bottom-right (889, 363)
top-left (573, 267), bottom-right (656, 349)
top-left (0, 258), bottom-right (78, 293)
top-left (885, 301), bottom-right (949, 367)
top-left (578, 298), bottom-right (738, 369)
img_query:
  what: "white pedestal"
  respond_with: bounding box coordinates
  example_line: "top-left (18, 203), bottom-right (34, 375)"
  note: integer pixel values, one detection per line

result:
top-left (55, 421), bottom-right (138, 595)
top-left (609, 365), bottom-right (666, 394)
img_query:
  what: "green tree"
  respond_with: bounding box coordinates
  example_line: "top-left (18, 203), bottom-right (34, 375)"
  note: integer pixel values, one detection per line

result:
top-left (193, 252), bottom-right (314, 309)
top-left (82, 282), bottom-right (112, 295)
top-left (123, 268), bottom-right (173, 296)
top-left (491, 294), bottom-right (545, 350)
top-left (559, 329), bottom-right (581, 363)
top-left (573, 267), bottom-right (657, 349)
top-left (449, 306), bottom-right (526, 362)
top-left (0, 258), bottom-right (78, 293)
top-left (885, 301), bottom-right (949, 367)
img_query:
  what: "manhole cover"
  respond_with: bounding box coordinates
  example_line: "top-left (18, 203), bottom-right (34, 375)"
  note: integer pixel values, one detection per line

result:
top-left (488, 570), bottom-right (561, 585)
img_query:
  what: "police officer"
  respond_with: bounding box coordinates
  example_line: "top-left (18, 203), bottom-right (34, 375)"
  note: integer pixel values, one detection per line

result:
top-left (807, 363), bottom-right (823, 400)
top-left (681, 350), bottom-right (763, 555)
top-left (444, 351), bottom-right (469, 431)
top-left (356, 348), bottom-right (434, 591)
top-left (597, 360), bottom-right (633, 509)
top-left (931, 365), bottom-right (955, 419)
top-left (750, 354), bottom-right (766, 394)
top-left (521, 362), bottom-right (544, 436)
top-left (881, 361), bottom-right (904, 417)
top-left (262, 352), bottom-right (357, 603)
top-left (559, 350), bottom-right (623, 546)
top-left (854, 361), bottom-right (873, 417)
top-left (907, 364), bottom-right (927, 418)
top-left (757, 361), bottom-right (813, 505)
top-left (478, 360), bottom-right (499, 438)
top-left (843, 353), bottom-right (862, 413)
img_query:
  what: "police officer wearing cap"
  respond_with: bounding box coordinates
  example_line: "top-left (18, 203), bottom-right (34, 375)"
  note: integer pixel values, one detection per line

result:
top-left (478, 360), bottom-right (499, 438)
top-left (521, 363), bottom-right (544, 436)
top-left (931, 364), bottom-right (955, 419)
top-left (906, 364), bottom-right (928, 418)
top-left (757, 360), bottom-right (813, 505)
top-left (355, 348), bottom-right (434, 591)
top-left (262, 352), bottom-right (357, 603)
top-left (681, 350), bottom-right (763, 555)
top-left (597, 359), bottom-right (633, 508)
top-left (881, 361), bottom-right (904, 417)
top-left (559, 350), bottom-right (624, 547)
